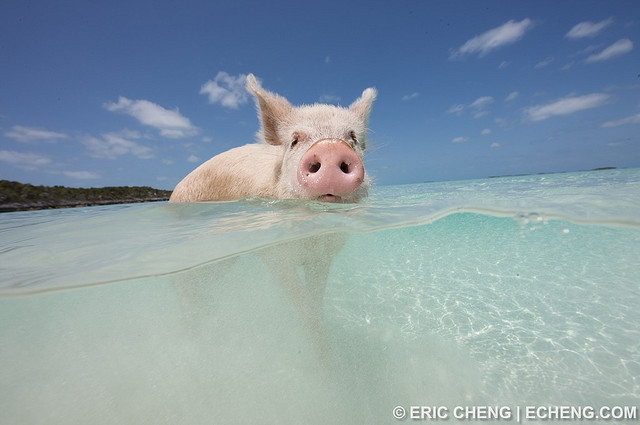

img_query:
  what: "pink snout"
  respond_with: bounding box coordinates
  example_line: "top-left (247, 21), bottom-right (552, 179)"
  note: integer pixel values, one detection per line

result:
top-left (297, 138), bottom-right (365, 201)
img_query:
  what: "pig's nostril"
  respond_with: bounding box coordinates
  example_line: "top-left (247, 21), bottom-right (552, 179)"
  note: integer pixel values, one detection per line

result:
top-left (308, 162), bottom-right (321, 173)
top-left (340, 162), bottom-right (350, 174)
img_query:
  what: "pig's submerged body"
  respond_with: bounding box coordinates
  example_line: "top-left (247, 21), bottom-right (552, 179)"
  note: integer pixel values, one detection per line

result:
top-left (169, 74), bottom-right (376, 204)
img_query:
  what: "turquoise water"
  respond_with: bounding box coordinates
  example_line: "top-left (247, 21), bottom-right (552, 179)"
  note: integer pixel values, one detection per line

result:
top-left (1, 169), bottom-right (639, 424)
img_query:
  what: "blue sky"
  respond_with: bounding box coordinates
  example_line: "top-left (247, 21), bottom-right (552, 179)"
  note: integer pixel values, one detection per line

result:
top-left (1, 0), bottom-right (639, 189)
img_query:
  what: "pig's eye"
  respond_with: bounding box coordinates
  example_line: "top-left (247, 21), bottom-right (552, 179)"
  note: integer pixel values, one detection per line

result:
top-left (291, 135), bottom-right (299, 149)
top-left (349, 131), bottom-right (358, 144)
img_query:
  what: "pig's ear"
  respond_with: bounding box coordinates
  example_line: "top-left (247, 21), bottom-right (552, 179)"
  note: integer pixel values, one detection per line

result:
top-left (246, 74), bottom-right (292, 146)
top-left (349, 87), bottom-right (377, 121)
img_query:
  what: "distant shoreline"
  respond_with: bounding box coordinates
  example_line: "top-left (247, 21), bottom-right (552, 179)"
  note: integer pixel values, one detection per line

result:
top-left (0, 180), bottom-right (172, 213)
top-left (488, 167), bottom-right (617, 179)
top-left (0, 198), bottom-right (170, 213)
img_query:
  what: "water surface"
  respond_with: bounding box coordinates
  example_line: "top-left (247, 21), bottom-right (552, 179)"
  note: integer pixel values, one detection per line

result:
top-left (1, 169), bottom-right (639, 424)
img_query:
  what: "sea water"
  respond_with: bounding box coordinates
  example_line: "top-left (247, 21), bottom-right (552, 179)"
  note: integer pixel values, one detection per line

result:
top-left (1, 169), bottom-right (639, 424)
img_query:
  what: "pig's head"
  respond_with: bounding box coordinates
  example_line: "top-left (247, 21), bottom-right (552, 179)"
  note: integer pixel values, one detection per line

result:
top-left (246, 74), bottom-right (376, 203)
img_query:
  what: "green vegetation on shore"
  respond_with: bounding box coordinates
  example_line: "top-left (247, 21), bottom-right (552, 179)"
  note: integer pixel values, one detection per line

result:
top-left (0, 180), bottom-right (173, 212)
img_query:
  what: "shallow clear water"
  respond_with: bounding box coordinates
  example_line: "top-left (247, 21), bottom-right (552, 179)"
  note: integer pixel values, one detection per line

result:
top-left (1, 169), bottom-right (639, 424)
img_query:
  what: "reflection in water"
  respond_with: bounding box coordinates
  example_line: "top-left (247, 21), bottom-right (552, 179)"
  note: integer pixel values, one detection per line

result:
top-left (1, 230), bottom-right (483, 425)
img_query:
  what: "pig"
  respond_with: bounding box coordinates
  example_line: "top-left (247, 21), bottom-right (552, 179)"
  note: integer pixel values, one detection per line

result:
top-left (169, 74), bottom-right (376, 203)
top-left (170, 75), bottom-right (377, 363)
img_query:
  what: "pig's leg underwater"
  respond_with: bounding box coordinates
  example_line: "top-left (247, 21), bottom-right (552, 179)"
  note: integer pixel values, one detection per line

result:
top-left (171, 232), bottom-right (344, 363)
top-left (259, 233), bottom-right (347, 363)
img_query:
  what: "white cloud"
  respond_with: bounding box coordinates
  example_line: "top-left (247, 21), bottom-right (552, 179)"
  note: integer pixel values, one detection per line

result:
top-left (534, 57), bottom-right (554, 69)
top-left (402, 92), bottom-right (420, 101)
top-left (63, 171), bottom-right (100, 179)
top-left (585, 39), bottom-right (633, 63)
top-left (470, 96), bottom-right (494, 108)
top-left (449, 18), bottom-right (534, 59)
top-left (524, 93), bottom-right (609, 122)
top-left (470, 96), bottom-right (494, 118)
top-left (82, 132), bottom-right (154, 159)
top-left (505, 91), bottom-right (519, 102)
top-left (187, 155), bottom-right (200, 163)
top-left (0, 150), bottom-right (51, 170)
top-left (325, 56), bottom-right (331, 64)
top-left (448, 104), bottom-right (465, 114)
top-left (566, 17), bottom-right (613, 39)
top-left (495, 118), bottom-right (508, 128)
top-left (499, 61), bottom-right (510, 69)
top-left (481, 128), bottom-right (492, 135)
top-left (561, 62), bottom-right (574, 71)
top-left (5, 125), bottom-right (67, 143)
top-left (572, 44), bottom-right (602, 57)
top-left (451, 136), bottom-right (468, 143)
top-left (490, 142), bottom-right (500, 148)
top-left (104, 97), bottom-right (199, 138)
top-left (319, 94), bottom-right (341, 103)
top-left (200, 71), bottom-right (250, 109)
top-left (601, 112), bottom-right (640, 127)
top-left (449, 97), bottom-right (494, 118)
top-left (119, 129), bottom-right (148, 140)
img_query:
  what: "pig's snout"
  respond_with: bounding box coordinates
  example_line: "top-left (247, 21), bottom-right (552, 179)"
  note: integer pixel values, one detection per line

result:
top-left (297, 138), bottom-right (364, 201)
